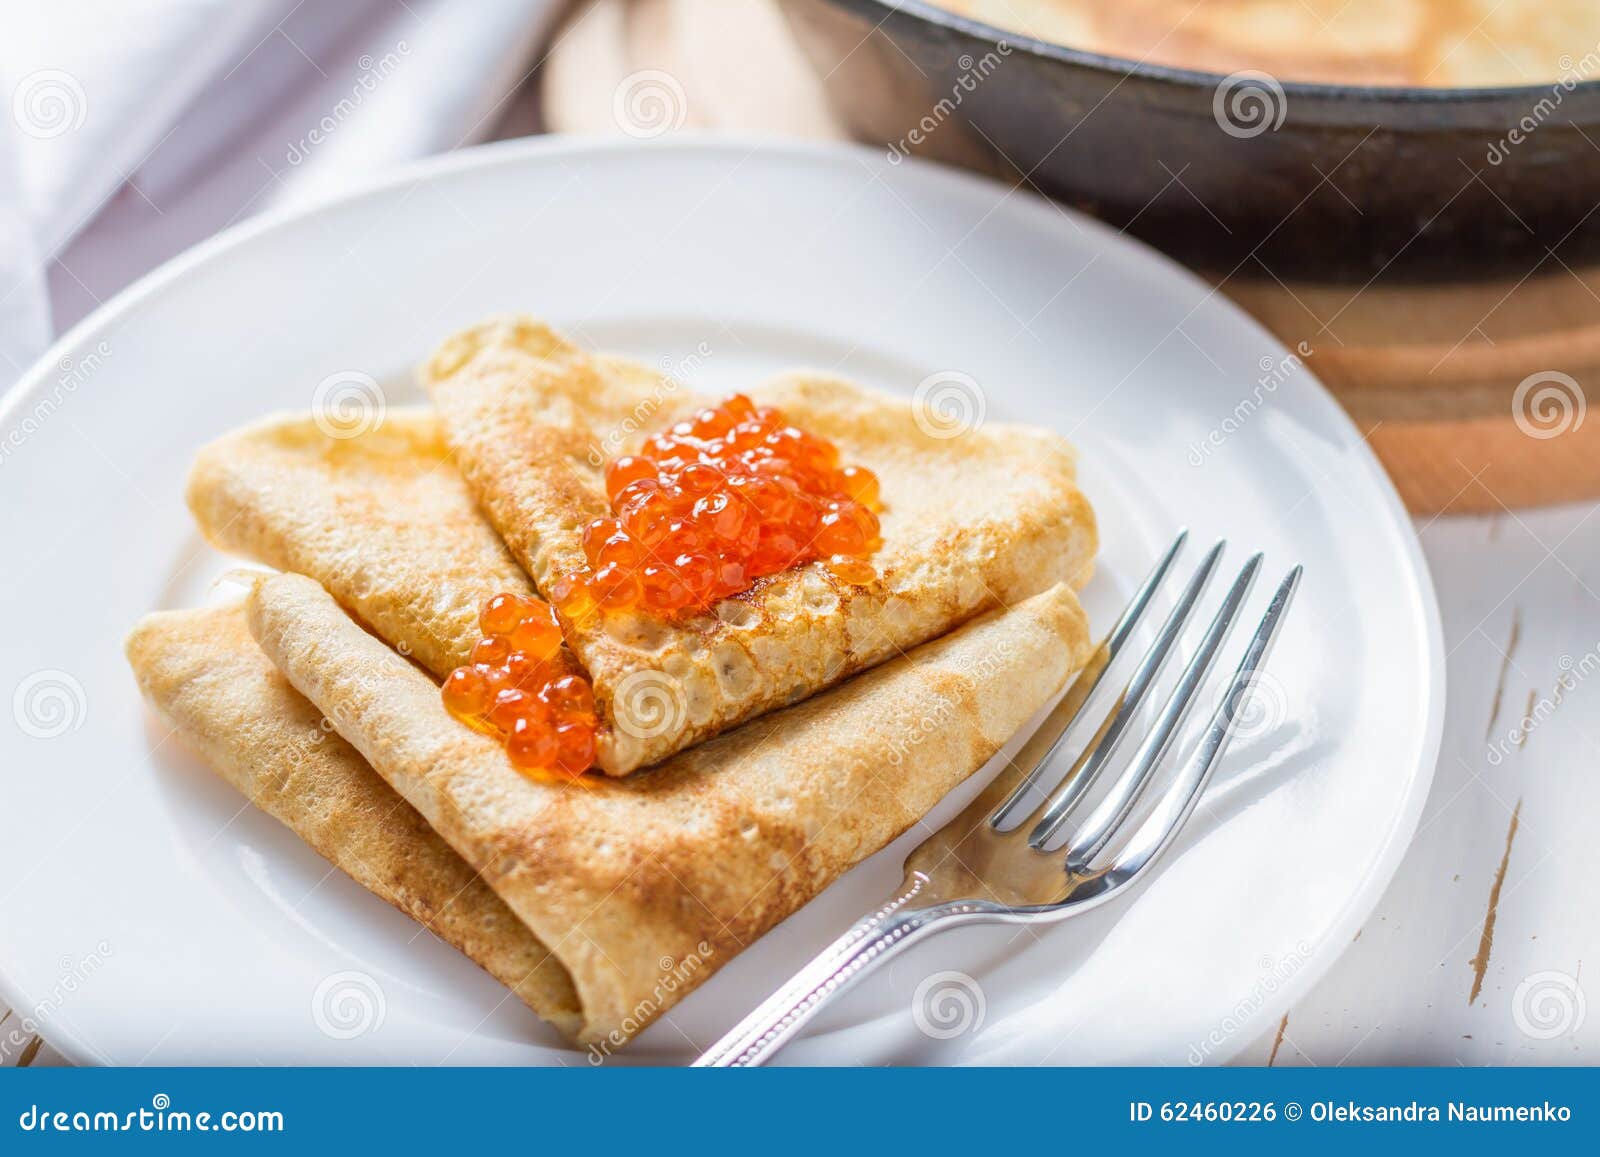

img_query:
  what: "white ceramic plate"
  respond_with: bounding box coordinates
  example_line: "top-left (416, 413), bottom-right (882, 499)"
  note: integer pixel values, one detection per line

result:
top-left (0, 138), bottom-right (1443, 1066)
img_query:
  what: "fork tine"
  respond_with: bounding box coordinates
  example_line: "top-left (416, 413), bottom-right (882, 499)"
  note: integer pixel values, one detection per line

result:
top-left (1017, 538), bottom-right (1226, 840)
top-left (1093, 565), bottom-right (1302, 881)
top-left (1052, 553), bottom-right (1262, 860)
top-left (989, 529), bottom-right (1189, 828)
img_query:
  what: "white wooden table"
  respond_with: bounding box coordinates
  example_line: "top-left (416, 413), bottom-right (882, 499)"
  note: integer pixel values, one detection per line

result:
top-left (7, 0), bottom-right (1594, 1069)
top-left (1232, 503), bottom-right (1598, 1065)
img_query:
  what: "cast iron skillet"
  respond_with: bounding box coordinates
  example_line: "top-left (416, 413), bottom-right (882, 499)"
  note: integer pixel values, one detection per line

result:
top-left (780, 0), bottom-right (1600, 280)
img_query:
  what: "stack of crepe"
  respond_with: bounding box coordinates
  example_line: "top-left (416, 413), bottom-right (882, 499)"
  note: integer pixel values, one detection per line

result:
top-left (127, 317), bottom-right (1098, 1048)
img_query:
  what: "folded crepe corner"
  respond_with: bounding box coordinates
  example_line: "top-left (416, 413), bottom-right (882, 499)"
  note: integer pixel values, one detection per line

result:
top-left (185, 409), bottom-right (535, 679)
top-left (244, 570), bottom-right (1091, 1045)
top-left (422, 315), bottom-right (1098, 775)
top-left (124, 601), bottom-right (585, 1039)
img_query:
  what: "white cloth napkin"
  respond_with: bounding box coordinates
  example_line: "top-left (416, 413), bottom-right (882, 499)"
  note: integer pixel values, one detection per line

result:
top-left (0, 0), bottom-right (562, 383)
top-left (0, 125), bottom-right (51, 379)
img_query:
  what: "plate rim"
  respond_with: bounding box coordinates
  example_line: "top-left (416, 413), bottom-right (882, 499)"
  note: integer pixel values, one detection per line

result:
top-left (0, 133), bottom-right (1447, 1066)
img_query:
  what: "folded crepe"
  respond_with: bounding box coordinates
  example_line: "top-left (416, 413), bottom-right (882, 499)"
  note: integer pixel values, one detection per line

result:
top-left (423, 316), bottom-right (1098, 774)
top-left (246, 571), bottom-right (1091, 1044)
top-left (186, 410), bottom-right (534, 679)
top-left (124, 601), bottom-right (583, 1037)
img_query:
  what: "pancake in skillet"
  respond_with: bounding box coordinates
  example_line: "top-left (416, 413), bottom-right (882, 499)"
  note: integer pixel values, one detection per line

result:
top-left (939, 0), bottom-right (1600, 88)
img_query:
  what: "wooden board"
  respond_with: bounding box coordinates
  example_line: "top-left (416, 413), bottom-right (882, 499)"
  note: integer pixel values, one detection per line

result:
top-left (541, 0), bottom-right (1600, 513)
top-left (1224, 273), bottom-right (1600, 514)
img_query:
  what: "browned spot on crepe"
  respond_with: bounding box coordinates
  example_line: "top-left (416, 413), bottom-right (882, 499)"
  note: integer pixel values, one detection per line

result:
top-left (186, 410), bottom-right (534, 679)
top-left (125, 602), bottom-right (583, 1037)
top-left (247, 572), bottom-right (1092, 1043)
top-left (423, 316), bottom-right (1096, 773)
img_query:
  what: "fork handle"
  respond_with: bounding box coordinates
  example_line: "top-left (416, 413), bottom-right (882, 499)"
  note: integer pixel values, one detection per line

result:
top-left (693, 879), bottom-right (975, 1067)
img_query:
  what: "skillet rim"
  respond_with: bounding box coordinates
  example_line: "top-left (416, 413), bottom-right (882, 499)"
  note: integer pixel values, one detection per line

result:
top-left (833, 0), bottom-right (1600, 110)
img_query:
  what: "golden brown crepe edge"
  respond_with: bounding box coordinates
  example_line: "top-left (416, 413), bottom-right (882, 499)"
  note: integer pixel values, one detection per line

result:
top-left (124, 600), bottom-right (586, 1041)
top-left (246, 570), bottom-right (1092, 1044)
top-left (184, 408), bottom-right (537, 680)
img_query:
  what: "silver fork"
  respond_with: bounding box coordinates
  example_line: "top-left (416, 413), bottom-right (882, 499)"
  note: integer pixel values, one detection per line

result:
top-left (693, 530), bottom-right (1301, 1066)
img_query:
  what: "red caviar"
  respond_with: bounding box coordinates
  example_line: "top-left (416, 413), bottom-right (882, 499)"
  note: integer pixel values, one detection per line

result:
top-left (561, 394), bottom-right (883, 619)
top-left (443, 593), bottom-right (598, 777)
